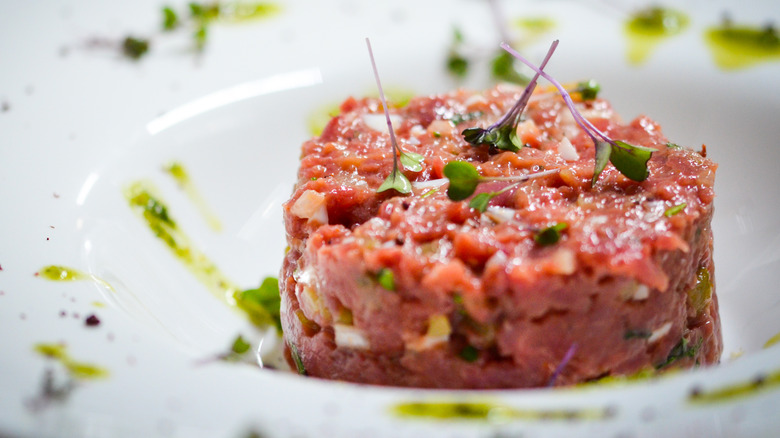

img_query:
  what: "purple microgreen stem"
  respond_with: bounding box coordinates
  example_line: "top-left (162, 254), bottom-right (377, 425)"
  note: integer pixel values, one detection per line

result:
top-left (547, 343), bottom-right (577, 387)
top-left (366, 38), bottom-right (414, 194)
top-left (462, 40), bottom-right (559, 151)
top-left (500, 42), bottom-right (656, 185)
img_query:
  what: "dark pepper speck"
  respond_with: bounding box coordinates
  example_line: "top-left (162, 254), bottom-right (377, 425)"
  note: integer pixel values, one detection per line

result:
top-left (85, 314), bottom-right (101, 327)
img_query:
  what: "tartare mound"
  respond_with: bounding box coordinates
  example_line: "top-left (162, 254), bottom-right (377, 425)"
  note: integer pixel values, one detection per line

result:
top-left (280, 84), bottom-right (720, 388)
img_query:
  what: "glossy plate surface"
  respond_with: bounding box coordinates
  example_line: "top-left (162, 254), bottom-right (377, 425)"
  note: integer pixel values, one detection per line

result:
top-left (1, 1), bottom-right (779, 437)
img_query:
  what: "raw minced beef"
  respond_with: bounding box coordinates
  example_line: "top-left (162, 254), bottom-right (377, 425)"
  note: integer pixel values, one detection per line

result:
top-left (279, 84), bottom-right (720, 388)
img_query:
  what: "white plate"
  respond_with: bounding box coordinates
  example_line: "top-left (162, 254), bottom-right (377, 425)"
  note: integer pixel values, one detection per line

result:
top-left (2, 0), bottom-right (780, 437)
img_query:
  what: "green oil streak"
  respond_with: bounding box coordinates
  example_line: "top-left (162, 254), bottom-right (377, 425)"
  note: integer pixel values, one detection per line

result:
top-left (625, 7), bottom-right (689, 65)
top-left (513, 16), bottom-right (556, 40)
top-left (307, 102), bottom-right (341, 136)
top-left (688, 369), bottom-right (780, 405)
top-left (37, 265), bottom-right (115, 292)
top-left (124, 180), bottom-right (276, 329)
top-left (392, 401), bottom-right (612, 422)
top-left (704, 24), bottom-right (780, 70)
top-left (218, 2), bottom-right (281, 23)
top-left (34, 343), bottom-right (109, 379)
top-left (163, 161), bottom-right (223, 232)
top-left (764, 331), bottom-right (780, 349)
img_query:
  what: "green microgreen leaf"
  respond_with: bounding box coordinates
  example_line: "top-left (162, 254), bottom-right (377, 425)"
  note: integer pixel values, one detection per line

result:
top-left (121, 36), bottom-right (150, 60)
top-left (534, 222), bottom-right (568, 246)
top-left (447, 27), bottom-right (469, 78)
top-left (592, 141), bottom-right (612, 186)
top-left (491, 50), bottom-right (530, 85)
top-left (666, 142), bottom-right (682, 149)
top-left (236, 277), bottom-right (281, 332)
top-left (400, 151), bottom-right (424, 172)
top-left (162, 6), bottom-right (179, 30)
top-left (376, 268), bottom-right (395, 291)
top-left (443, 161), bottom-right (481, 201)
top-left (609, 141), bottom-right (656, 182)
top-left (367, 38), bottom-right (416, 195)
top-left (468, 192), bottom-right (494, 212)
top-left (447, 53), bottom-right (469, 78)
top-left (231, 335), bottom-right (251, 355)
top-left (378, 168), bottom-right (412, 194)
top-left (574, 79), bottom-right (600, 100)
top-left (664, 203), bottom-right (687, 217)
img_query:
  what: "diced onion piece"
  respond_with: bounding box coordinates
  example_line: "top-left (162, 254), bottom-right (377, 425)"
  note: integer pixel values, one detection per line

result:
top-left (549, 248), bottom-right (576, 275)
top-left (407, 314), bottom-right (452, 351)
top-left (464, 93), bottom-right (488, 108)
top-left (290, 190), bottom-right (328, 225)
top-left (299, 284), bottom-right (331, 322)
top-left (632, 284), bottom-right (650, 301)
top-left (362, 113), bottom-right (402, 134)
top-left (557, 137), bottom-right (579, 161)
top-left (515, 119), bottom-right (540, 146)
top-left (334, 324), bottom-right (370, 349)
top-left (648, 322), bottom-right (672, 343)
top-left (412, 178), bottom-right (448, 190)
top-left (410, 125), bottom-right (426, 136)
top-left (483, 206), bottom-right (516, 223)
top-left (427, 119), bottom-right (455, 137)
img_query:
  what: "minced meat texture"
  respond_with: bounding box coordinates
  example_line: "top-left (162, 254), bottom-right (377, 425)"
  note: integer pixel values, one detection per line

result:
top-left (280, 84), bottom-right (720, 388)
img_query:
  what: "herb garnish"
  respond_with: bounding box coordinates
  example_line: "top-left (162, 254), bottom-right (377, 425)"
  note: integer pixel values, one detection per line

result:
top-left (500, 42), bottom-right (656, 185)
top-left (366, 38), bottom-right (424, 195)
top-left (446, 27), bottom-right (470, 78)
top-left (121, 36), bottom-right (150, 60)
top-left (443, 160), bottom-right (559, 212)
top-left (461, 40), bottom-right (558, 152)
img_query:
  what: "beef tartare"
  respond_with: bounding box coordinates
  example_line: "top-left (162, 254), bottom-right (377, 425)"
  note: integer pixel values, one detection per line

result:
top-left (279, 80), bottom-right (720, 388)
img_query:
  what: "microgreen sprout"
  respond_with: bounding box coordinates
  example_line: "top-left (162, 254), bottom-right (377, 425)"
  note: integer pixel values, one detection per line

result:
top-left (443, 160), bottom-right (559, 211)
top-left (500, 42), bottom-right (656, 186)
top-left (366, 38), bottom-right (423, 195)
top-left (462, 40), bottom-right (559, 152)
top-left (547, 343), bottom-right (577, 387)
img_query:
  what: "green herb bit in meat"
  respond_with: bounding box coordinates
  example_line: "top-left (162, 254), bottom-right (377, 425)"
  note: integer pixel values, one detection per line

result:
top-left (687, 267), bottom-right (713, 315)
top-left (664, 203), bottom-right (687, 217)
top-left (656, 337), bottom-right (703, 369)
top-left (533, 222), bottom-right (568, 246)
top-left (500, 42), bottom-right (656, 185)
top-left (623, 330), bottom-right (652, 340)
top-left (459, 345), bottom-right (480, 362)
top-left (376, 268), bottom-right (396, 291)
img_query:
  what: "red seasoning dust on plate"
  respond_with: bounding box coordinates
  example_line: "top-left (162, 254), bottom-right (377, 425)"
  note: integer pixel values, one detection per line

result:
top-left (279, 83), bottom-right (720, 388)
